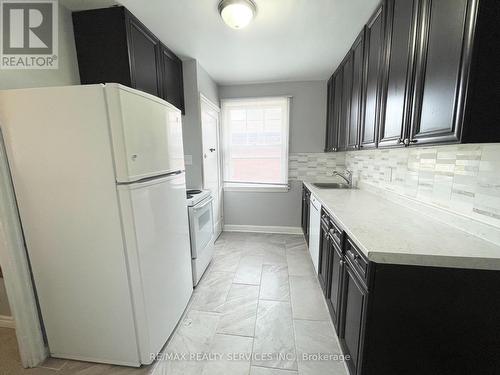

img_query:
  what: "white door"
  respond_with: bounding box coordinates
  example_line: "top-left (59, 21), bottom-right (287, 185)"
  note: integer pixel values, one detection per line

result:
top-left (105, 84), bottom-right (185, 183)
top-left (201, 95), bottom-right (223, 237)
top-left (118, 172), bottom-right (193, 364)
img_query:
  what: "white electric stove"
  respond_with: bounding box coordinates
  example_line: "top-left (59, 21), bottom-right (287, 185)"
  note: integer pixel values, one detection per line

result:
top-left (186, 189), bottom-right (215, 286)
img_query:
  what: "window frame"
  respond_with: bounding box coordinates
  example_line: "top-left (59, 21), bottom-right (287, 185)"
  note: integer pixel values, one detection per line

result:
top-left (221, 96), bottom-right (291, 193)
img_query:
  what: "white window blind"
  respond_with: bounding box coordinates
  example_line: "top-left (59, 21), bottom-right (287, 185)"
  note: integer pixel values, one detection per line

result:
top-left (221, 97), bottom-right (290, 190)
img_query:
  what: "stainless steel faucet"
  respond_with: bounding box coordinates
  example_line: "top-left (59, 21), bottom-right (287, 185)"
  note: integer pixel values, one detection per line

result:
top-left (333, 170), bottom-right (353, 186)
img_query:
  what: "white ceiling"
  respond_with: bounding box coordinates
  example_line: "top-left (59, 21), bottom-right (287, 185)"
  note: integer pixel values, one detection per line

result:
top-left (61, 0), bottom-right (380, 85)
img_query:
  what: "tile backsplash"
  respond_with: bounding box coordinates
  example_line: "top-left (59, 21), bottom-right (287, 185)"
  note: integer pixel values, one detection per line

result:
top-left (290, 144), bottom-right (500, 229)
top-left (289, 153), bottom-right (345, 181)
top-left (345, 144), bottom-right (500, 228)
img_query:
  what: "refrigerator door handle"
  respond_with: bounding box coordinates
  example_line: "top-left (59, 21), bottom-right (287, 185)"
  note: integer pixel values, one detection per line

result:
top-left (117, 170), bottom-right (184, 186)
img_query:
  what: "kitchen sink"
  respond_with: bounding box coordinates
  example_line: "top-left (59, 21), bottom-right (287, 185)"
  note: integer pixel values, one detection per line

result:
top-left (312, 182), bottom-right (352, 189)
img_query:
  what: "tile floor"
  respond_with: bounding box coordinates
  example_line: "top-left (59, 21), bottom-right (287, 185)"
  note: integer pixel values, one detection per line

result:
top-left (1, 232), bottom-right (348, 375)
top-left (0, 327), bottom-right (153, 374)
top-left (154, 231), bottom-right (349, 375)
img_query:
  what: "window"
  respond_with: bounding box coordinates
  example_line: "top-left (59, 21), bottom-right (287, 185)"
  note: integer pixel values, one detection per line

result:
top-left (221, 97), bottom-right (290, 191)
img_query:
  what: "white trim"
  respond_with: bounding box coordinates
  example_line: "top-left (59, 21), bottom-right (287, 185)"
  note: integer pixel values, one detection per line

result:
top-left (0, 314), bottom-right (15, 329)
top-left (200, 94), bottom-right (224, 238)
top-left (0, 129), bottom-right (47, 367)
top-left (220, 95), bottom-right (293, 103)
top-left (221, 96), bottom-right (291, 187)
top-left (200, 93), bottom-right (220, 112)
top-left (224, 224), bottom-right (302, 235)
top-left (223, 183), bottom-right (290, 193)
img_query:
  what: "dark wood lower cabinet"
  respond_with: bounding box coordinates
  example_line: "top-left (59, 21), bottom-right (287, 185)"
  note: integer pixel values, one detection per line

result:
top-left (301, 186), bottom-right (311, 244)
top-left (360, 263), bottom-right (500, 375)
top-left (339, 260), bottom-right (368, 375)
top-left (314, 208), bottom-right (500, 375)
top-left (318, 217), bottom-right (331, 292)
top-left (327, 241), bottom-right (344, 331)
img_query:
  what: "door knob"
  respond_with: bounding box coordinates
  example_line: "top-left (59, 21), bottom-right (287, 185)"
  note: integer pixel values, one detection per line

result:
top-left (209, 148), bottom-right (216, 152)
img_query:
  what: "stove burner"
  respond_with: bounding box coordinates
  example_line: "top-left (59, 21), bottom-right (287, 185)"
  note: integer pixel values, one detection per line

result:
top-left (187, 189), bottom-right (202, 195)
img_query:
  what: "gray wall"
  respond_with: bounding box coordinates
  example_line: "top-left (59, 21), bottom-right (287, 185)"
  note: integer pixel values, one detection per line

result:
top-left (224, 181), bottom-right (303, 228)
top-left (0, 4), bottom-right (80, 90)
top-left (219, 81), bottom-right (327, 228)
top-left (197, 64), bottom-right (219, 105)
top-left (219, 81), bottom-right (327, 153)
top-left (182, 59), bottom-right (219, 188)
top-left (0, 277), bottom-right (11, 316)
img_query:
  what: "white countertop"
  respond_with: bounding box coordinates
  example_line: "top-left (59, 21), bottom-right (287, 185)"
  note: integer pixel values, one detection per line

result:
top-left (304, 181), bottom-right (500, 271)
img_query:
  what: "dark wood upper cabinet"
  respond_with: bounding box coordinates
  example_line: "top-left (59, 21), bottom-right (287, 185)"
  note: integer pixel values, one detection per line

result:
top-left (338, 56), bottom-right (352, 152)
top-left (332, 73), bottom-right (343, 152)
top-left (378, 0), bottom-right (420, 148)
top-left (126, 15), bottom-right (161, 97)
top-left (409, 0), bottom-right (469, 145)
top-left (324, 76), bottom-right (337, 152)
top-left (409, 0), bottom-right (500, 145)
top-left (73, 6), bottom-right (185, 113)
top-left (347, 30), bottom-right (365, 151)
top-left (327, 0), bottom-right (500, 151)
top-left (159, 43), bottom-right (185, 115)
top-left (360, 5), bottom-right (384, 149)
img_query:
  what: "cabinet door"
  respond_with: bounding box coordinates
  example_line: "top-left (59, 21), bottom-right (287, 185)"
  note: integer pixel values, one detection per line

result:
top-left (409, 0), bottom-right (470, 145)
top-left (379, 0), bottom-right (419, 147)
top-left (301, 188), bottom-right (310, 244)
top-left (325, 76), bottom-right (339, 152)
top-left (340, 262), bottom-right (368, 375)
top-left (332, 72), bottom-right (343, 151)
top-left (159, 43), bottom-right (185, 114)
top-left (301, 188), bottom-right (307, 236)
top-left (361, 5), bottom-right (384, 149)
top-left (328, 243), bottom-right (344, 331)
top-left (318, 222), bottom-right (330, 293)
top-left (126, 14), bottom-right (161, 97)
top-left (347, 30), bottom-right (365, 151)
top-left (338, 57), bottom-right (352, 152)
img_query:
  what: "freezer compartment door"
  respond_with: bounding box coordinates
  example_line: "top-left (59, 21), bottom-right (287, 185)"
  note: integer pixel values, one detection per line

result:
top-left (106, 84), bottom-right (185, 183)
top-left (118, 172), bottom-right (193, 364)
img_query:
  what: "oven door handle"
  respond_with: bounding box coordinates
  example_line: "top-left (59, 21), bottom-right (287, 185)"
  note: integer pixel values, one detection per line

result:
top-left (193, 197), bottom-right (213, 211)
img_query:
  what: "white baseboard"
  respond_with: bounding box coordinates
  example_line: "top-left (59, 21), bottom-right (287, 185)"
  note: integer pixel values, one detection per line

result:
top-left (224, 224), bottom-right (303, 235)
top-left (0, 315), bottom-right (15, 329)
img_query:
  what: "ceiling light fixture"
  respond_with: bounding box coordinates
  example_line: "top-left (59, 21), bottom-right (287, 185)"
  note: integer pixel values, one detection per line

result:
top-left (218, 0), bottom-right (257, 30)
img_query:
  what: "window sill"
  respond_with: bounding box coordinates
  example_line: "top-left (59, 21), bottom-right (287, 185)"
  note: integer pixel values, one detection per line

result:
top-left (223, 183), bottom-right (290, 193)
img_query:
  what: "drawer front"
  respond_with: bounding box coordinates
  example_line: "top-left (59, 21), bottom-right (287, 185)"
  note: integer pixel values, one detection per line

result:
top-left (345, 238), bottom-right (368, 283)
top-left (320, 209), bottom-right (331, 229)
top-left (329, 219), bottom-right (343, 247)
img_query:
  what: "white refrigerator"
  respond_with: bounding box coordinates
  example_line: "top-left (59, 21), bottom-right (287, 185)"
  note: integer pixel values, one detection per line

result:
top-left (0, 84), bottom-right (193, 366)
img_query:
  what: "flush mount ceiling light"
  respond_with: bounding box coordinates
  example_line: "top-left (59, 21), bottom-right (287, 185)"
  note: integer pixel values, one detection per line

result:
top-left (218, 0), bottom-right (257, 29)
